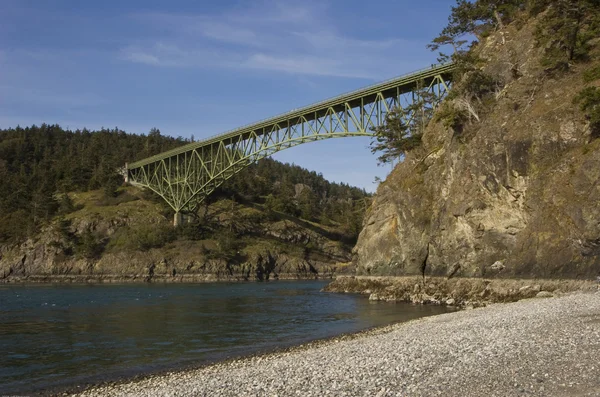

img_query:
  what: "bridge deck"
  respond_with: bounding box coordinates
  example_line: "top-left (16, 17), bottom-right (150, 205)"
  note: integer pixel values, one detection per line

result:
top-left (128, 62), bottom-right (455, 169)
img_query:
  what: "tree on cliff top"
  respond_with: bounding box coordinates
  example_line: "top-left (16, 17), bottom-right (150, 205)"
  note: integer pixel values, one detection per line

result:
top-left (431, 0), bottom-right (600, 71)
top-left (428, 0), bottom-right (526, 64)
top-left (370, 83), bottom-right (436, 165)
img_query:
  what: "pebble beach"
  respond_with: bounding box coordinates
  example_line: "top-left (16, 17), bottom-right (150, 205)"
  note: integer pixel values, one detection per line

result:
top-left (73, 292), bottom-right (600, 397)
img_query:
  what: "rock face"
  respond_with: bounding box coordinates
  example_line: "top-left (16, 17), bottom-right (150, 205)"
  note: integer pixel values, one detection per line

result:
top-left (353, 23), bottom-right (600, 279)
top-left (0, 193), bottom-right (352, 283)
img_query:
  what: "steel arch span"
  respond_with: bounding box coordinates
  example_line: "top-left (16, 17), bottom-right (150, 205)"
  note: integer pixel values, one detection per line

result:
top-left (125, 63), bottom-right (455, 223)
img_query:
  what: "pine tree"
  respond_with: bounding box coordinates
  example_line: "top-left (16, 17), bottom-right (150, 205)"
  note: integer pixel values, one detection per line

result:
top-left (370, 81), bottom-right (436, 164)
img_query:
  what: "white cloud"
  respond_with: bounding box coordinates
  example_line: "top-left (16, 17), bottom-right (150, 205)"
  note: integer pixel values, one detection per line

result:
top-left (122, 50), bottom-right (160, 66)
top-left (198, 22), bottom-right (259, 46)
top-left (119, 42), bottom-right (243, 69)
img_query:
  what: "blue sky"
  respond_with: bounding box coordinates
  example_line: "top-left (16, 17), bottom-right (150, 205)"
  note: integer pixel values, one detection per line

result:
top-left (0, 0), bottom-right (453, 191)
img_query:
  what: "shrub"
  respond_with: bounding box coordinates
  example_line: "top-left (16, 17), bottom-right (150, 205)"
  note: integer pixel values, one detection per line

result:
top-left (583, 65), bottom-right (600, 83)
top-left (435, 102), bottom-right (469, 131)
top-left (95, 191), bottom-right (139, 207)
top-left (209, 229), bottom-right (243, 261)
top-left (463, 70), bottom-right (501, 100)
top-left (107, 224), bottom-right (176, 252)
top-left (574, 86), bottom-right (600, 138)
top-left (133, 224), bottom-right (176, 251)
top-left (75, 230), bottom-right (104, 259)
top-left (177, 219), bottom-right (209, 241)
top-left (103, 174), bottom-right (123, 198)
top-left (534, 0), bottom-right (600, 71)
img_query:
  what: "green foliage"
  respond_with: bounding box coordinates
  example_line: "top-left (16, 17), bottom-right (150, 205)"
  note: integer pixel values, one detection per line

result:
top-left (0, 210), bottom-right (30, 242)
top-left (224, 152), bottom-right (371, 238)
top-left (527, 0), bottom-right (551, 16)
top-left (297, 188), bottom-right (318, 221)
top-left (75, 230), bottom-right (104, 259)
top-left (431, 1), bottom-right (600, 74)
top-left (55, 218), bottom-right (74, 240)
top-left (435, 102), bottom-right (470, 131)
top-left (0, 123), bottom-right (371, 247)
top-left (583, 65), bottom-right (600, 82)
top-left (369, 109), bottom-right (423, 164)
top-left (534, 0), bottom-right (600, 71)
top-left (57, 194), bottom-right (76, 215)
top-left (176, 218), bottom-right (210, 241)
top-left (103, 174), bottom-right (123, 198)
top-left (107, 224), bottom-right (176, 252)
top-left (215, 156), bottom-right (369, 233)
top-left (370, 82), bottom-right (435, 164)
top-left (95, 191), bottom-right (139, 207)
top-left (428, 0), bottom-right (527, 65)
top-left (574, 86), bottom-right (600, 138)
top-left (210, 229), bottom-right (242, 261)
top-left (0, 124), bottom-right (187, 243)
top-left (270, 183), bottom-right (300, 217)
top-left (463, 70), bottom-right (501, 100)
top-left (132, 225), bottom-right (176, 251)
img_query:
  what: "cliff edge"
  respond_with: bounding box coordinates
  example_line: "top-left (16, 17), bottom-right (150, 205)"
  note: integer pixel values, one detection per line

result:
top-left (354, 15), bottom-right (600, 278)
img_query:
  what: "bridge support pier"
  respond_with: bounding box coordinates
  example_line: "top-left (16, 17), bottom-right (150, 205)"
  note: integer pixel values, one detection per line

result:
top-left (174, 212), bottom-right (183, 227)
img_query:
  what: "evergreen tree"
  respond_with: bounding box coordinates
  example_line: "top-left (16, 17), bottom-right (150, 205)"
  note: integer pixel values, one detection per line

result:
top-left (0, 124), bottom-right (371, 243)
top-left (370, 82), bottom-right (436, 164)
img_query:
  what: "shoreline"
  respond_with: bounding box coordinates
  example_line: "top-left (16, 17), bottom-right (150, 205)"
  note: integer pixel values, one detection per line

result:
top-left (0, 273), bottom-right (338, 284)
top-left (325, 275), bottom-right (599, 307)
top-left (47, 313), bottom-right (433, 397)
top-left (69, 291), bottom-right (600, 397)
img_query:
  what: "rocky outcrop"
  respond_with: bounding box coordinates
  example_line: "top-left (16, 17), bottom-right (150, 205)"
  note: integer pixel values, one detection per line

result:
top-left (353, 22), bottom-right (600, 278)
top-left (324, 276), bottom-right (598, 308)
top-left (1, 233), bottom-right (344, 283)
top-left (0, 194), bottom-right (352, 283)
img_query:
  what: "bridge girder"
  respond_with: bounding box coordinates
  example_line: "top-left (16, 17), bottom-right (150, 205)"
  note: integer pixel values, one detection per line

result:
top-left (126, 64), bottom-right (454, 217)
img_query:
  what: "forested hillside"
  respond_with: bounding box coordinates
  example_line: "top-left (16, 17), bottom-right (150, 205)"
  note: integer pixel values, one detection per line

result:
top-left (0, 124), bottom-right (368, 247)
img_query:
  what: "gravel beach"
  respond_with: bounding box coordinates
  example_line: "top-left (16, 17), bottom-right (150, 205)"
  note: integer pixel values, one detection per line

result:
top-left (73, 292), bottom-right (600, 397)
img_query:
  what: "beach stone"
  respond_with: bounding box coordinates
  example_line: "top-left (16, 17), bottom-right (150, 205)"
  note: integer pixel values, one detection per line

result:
top-left (73, 293), bottom-right (600, 397)
top-left (368, 293), bottom-right (380, 301)
top-left (490, 261), bottom-right (505, 271)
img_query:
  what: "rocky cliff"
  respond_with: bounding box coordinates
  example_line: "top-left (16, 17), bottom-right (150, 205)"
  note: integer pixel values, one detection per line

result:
top-left (0, 188), bottom-right (353, 282)
top-left (354, 20), bottom-right (600, 278)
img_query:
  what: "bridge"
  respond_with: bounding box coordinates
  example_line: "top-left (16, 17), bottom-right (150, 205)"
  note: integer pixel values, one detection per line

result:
top-left (125, 63), bottom-right (455, 225)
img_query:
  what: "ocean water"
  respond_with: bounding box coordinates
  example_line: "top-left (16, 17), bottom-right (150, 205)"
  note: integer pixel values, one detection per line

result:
top-left (0, 280), bottom-right (449, 394)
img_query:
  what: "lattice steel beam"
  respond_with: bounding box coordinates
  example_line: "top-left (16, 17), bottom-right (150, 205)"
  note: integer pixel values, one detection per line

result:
top-left (126, 63), bottom-right (455, 220)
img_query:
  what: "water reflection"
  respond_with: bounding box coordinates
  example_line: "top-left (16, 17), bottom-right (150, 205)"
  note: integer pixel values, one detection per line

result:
top-left (0, 281), bottom-right (449, 394)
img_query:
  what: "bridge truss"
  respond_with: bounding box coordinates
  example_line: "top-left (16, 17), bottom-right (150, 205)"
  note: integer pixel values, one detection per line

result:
top-left (125, 63), bottom-right (455, 224)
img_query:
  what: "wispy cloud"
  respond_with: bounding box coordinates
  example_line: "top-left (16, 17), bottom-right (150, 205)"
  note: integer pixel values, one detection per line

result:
top-left (120, 2), bottom-right (425, 80)
top-left (244, 54), bottom-right (375, 79)
top-left (119, 42), bottom-right (243, 68)
top-left (123, 50), bottom-right (160, 66)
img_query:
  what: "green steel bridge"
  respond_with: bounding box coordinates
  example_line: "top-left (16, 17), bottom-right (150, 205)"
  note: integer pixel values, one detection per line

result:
top-left (125, 62), bottom-right (455, 225)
